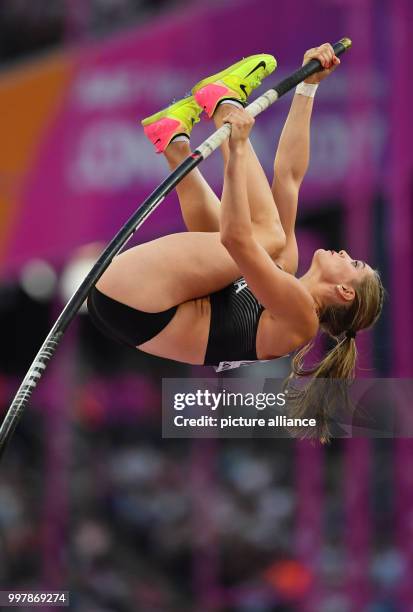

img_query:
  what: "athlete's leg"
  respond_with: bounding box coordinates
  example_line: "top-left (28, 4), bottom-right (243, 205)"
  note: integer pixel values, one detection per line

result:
top-left (163, 140), bottom-right (220, 232)
top-left (113, 56), bottom-right (284, 314)
top-left (142, 54), bottom-right (282, 237)
top-left (213, 103), bottom-right (283, 230)
top-left (142, 96), bottom-right (221, 232)
top-left (97, 231), bottom-right (245, 312)
top-left (192, 55), bottom-right (283, 235)
top-left (163, 139), bottom-right (283, 245)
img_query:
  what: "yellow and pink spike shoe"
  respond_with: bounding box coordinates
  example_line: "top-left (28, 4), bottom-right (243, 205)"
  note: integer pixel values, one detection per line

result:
top-left (192, 54), bottom-right (277, 118)
top-left (141, 95), bottom-right (202, 154)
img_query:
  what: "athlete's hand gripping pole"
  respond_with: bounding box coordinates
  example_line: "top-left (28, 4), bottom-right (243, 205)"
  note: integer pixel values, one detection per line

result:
top-left (0, 38), bottom-right (351, 460)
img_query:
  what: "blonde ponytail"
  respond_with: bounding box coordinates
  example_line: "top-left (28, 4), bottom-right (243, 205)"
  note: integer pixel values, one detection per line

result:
top-left (284, 269), bottom-right (384, 443)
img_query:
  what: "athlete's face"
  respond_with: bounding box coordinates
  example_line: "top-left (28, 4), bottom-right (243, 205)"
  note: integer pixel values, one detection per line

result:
top-left (312, 248), bottom-right (374, 287)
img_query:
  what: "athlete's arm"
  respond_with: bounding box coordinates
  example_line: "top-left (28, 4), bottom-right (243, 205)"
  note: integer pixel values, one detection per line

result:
top-left (272, 43), bottom-right (340, 275)
top-left (226, 238), bottom-right (318, 343)
top-left (220, 110), bottom-right (316, 341)
top-left (220, 116), bottom-right (252, 246)
top-left (220, 107), bottom-right (286, 255)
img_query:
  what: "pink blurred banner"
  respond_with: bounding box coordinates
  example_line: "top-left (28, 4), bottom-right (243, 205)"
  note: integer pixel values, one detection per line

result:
top-left (0, 0), bottom-right (389, 275)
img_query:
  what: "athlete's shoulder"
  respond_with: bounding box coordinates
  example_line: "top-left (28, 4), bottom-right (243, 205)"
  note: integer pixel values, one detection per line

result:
top-left (260, 308), bottom-right (318, 357)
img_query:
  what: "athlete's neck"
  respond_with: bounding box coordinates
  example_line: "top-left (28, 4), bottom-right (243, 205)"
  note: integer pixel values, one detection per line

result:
top-left (298, 269), bottom-right (329, 318)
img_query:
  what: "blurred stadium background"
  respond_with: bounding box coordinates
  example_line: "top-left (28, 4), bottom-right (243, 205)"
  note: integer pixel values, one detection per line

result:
top-left (0, 0), bottom-right (412, 610)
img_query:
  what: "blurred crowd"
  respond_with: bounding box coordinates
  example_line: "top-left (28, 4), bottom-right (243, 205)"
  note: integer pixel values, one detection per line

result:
top-left (0, 0), bottom-right (186, 63)
top-left (0, 406), bottom-right (405, 611)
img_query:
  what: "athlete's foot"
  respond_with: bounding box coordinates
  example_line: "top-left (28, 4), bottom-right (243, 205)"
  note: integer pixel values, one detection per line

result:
top-left (192, 54), bottom-right (277, 118)
top-left (141, 96), bottom-right (202, 154)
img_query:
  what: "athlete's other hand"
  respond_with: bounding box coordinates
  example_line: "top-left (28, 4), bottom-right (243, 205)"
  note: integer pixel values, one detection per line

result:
top-left (303, 43), bottom-right (340, 84)
top-left (222, 107), bottom-right (255, 149)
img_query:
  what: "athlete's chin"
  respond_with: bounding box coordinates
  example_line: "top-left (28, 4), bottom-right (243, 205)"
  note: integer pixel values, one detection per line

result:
top-left (311, 249), bottom-right (334, 274)
top-left (313, 248), bottom-right (327, 262)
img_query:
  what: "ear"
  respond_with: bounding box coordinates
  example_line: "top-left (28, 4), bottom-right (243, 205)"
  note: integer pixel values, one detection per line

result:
top-left (335, 284), bottom-right (355, 303)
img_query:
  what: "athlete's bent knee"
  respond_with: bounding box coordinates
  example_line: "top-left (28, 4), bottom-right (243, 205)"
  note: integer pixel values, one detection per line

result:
top-left (255, 225), bottom-right (286, 258)
top-left (271, 228), bottom-right (287, 257)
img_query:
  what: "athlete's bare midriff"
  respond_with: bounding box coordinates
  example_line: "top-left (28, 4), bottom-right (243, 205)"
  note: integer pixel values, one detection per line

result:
top-left (136, 296), bottom-right (285, 365)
